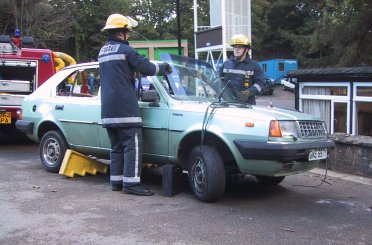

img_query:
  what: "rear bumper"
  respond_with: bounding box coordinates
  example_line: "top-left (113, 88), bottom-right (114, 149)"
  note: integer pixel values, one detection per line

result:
top-left (234, 140), bottom-right (335, 162)
top-left (15, 120), bottom-right (34, 135)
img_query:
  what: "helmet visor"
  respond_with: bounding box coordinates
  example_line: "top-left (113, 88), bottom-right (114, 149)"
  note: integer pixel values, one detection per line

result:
top-left (126, 16), bottom-right (138, 28)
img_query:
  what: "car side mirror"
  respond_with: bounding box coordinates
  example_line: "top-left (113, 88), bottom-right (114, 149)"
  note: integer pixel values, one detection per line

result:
top-left (140, 90), bottom-right (159, 107)
top-left (141, 90), bottom-right (158, 102)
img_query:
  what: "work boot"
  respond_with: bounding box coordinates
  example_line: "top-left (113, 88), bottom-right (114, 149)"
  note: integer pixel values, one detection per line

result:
top-left (111, 184), bottom-right (123, 191)
top-left (123, 185), bottom-right (154, 196)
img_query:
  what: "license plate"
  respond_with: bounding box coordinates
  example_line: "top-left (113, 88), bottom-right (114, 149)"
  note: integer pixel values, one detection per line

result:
top-left (309, 148), bottom-right (327, 161)
top-left (0, 112), bottom-right (11, 124)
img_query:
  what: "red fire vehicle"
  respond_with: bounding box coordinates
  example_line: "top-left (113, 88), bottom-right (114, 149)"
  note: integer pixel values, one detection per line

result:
top-left (0, 34), bottom-right (76, 135)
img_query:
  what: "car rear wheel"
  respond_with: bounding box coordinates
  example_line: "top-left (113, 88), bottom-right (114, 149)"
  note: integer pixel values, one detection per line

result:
top-left (255, 175), bottom-right (285, 185)
top-left (40, 130), bottom-right (68, 173)
top-left (188, 145), bottom-right (226, 202)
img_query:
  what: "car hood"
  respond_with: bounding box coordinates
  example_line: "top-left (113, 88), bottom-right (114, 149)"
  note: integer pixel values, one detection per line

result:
top-left (170, 101), bottom-right (323, 122)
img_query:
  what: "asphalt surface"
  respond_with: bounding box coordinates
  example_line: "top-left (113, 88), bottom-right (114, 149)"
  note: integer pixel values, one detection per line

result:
top-left (256, 84), bottom-right (295, 109)
top-left (1, 86), bottom-right (372, 244)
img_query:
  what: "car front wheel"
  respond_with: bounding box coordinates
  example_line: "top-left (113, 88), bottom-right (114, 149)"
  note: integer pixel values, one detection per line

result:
top-left (188, 145), bottom-right (226, 202)
top-left (40, 130), bottom-right (68, 173)
top-left (255, 175), bottom-right (285, 185)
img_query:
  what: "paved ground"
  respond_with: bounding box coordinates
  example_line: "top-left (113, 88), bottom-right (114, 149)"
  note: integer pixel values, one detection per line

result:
top-left (1, 141), bottom-right (372, 244)
top-left (257, 85), bottom-right (295, 110)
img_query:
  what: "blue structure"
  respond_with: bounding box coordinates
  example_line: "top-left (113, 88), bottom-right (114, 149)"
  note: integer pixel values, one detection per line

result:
top-left (258, 59), bottom-right (298, 84)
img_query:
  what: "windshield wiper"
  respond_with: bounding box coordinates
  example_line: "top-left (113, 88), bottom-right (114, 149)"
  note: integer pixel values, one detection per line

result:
top-left (216, 80), bottom-right (231, 103)
top-left (212, 80), bottom-right (252, 108)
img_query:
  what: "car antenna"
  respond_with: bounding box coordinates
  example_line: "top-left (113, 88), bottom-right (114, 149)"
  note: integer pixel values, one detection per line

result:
top-left (132, 30), bottom-right (163, 54)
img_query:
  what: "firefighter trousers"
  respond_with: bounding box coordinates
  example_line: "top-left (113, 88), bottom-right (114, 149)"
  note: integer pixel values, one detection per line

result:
top-left (106, 127), bottom-right (143, 187)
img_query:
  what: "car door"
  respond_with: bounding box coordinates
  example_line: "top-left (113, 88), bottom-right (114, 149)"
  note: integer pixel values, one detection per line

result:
top-left (139, 77), bottom-right (169, 158)
top-left (53, 67), bottom-right (102, 148)
top-left (98, 76), bottom-right (170, 158)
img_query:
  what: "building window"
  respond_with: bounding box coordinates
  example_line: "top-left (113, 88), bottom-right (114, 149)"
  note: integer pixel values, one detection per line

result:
top-left (334, 102), bottom-right (347, 133)
top-left (278, 62), bottom-right (284, 72)
top-left (353, 83), bottom-right (372, 136)
top-left (356, 86), bottom-right (372, 97)
top-left (296, 77), bottom-right (372, 136)
top-left (355, 102), bottom-right (372, 136)
top-left (302, 86), bottom-right (347, 96)
top-left (299, 83), bottom-right (350, 134)
top-left (302, 99), bottom-right (331, 132)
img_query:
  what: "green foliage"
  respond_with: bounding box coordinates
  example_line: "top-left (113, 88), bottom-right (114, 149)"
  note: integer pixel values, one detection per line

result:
top-left (0, 0), bottom-right (370, 67)
top-left (308, 0), bottom-right (372, 67)
top-left (252, 0), bottom-right (372, 67)
top-left (252, 0), bottom-right (317, 64)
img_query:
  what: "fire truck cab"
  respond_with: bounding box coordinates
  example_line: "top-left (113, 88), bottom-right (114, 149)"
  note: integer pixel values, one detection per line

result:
top-left (0, 35), bottom-right (71, 135)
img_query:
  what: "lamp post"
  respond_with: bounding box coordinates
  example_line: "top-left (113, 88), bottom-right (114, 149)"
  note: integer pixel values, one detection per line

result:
top-left (176, 0), bottom-right (181, 55)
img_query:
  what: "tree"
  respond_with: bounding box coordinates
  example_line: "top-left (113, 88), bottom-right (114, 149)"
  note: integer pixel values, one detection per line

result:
top-left (127, 0), bottom-right (209, 57)
top-left (61, 0), bottom-right (131, 61)
top-left (129, 0), bottom-right (177, 40)
top-left (305, 0), bottom-right (372, 67)
top-left (252, 0), bottom-right (316, 63)
top-left (1, 0), bottom-right (370, 67)
top-left (0, 0), bottom-right (77, 49)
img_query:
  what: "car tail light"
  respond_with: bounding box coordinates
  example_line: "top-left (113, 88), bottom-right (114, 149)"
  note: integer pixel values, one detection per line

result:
top-left (16, 109), bottom-right (22, 120)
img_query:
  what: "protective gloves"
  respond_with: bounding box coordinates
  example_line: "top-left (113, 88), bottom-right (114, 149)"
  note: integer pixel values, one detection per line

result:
top-left (157, 62), bottom-right (173, 76)
top-left (236, 90), bottom-right (251, 103)
top-left (164, 62), bottom-right (173, 74)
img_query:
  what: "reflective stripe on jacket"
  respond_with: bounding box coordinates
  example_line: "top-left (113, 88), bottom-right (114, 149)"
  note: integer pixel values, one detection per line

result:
top-left (219, 56), bottom-right (265, 104)
top-left (98, 38), bottom-right (163, 128)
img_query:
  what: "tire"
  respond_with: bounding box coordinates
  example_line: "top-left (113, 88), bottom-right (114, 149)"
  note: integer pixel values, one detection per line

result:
top-left (255, 175), bottom-right (285, 186)
top-left (187, 145), bottom-right (226, 202)
top-left (39, 130), bottom-right (69, 173)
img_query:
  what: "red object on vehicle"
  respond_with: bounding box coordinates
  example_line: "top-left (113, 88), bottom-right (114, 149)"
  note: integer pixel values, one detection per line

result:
top-left (12, 37), bottom-right (22, 48)
top-left (0, 35), bottom-right (58, 134)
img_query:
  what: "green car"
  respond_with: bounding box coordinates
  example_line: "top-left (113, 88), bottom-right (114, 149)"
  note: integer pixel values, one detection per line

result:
top-left (16, 54), bottom-right (334, 202)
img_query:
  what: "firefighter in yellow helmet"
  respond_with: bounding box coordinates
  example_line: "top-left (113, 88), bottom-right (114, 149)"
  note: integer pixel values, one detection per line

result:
top-left (219, 34), bottom-right (265, 105)
top-left (98, 14), bottom-right (172, 196)
top-left (101, 14), bottom-right (136, 33)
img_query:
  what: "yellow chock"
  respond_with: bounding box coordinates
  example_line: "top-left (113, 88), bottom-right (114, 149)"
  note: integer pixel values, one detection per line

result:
top-left (59, 149), bottom-right (108, 177)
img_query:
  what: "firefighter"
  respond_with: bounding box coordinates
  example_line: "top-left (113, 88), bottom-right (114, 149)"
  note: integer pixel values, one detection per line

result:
top-left (219, 34), bottom-right (265, 105)
top-left (98, 14), bottom-right (172, 196)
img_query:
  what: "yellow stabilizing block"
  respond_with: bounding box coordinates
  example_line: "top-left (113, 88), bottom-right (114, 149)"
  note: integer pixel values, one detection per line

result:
top-left (59, 149), bottom-right (108, 178)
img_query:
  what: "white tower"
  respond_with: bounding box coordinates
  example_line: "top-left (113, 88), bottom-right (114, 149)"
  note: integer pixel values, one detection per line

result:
top-left (194, 0), bottom-right (252, 69)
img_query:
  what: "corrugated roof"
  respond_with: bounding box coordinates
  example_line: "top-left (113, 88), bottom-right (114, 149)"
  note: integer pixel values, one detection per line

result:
top-left (288, 67), bottom-right (372, 78)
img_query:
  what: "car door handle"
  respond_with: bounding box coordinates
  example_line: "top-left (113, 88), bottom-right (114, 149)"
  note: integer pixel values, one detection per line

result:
top-left (55, 105), bottom-right (64, 110)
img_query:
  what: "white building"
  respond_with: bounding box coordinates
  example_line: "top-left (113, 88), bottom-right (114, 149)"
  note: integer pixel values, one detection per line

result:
top-left (288, 67), bottom-right (372, 136)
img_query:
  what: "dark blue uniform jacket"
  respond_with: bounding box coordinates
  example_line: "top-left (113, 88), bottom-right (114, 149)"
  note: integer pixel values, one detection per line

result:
top-left (98, 38), bottom-right (166, 128)
top-left (220, 56), bottom-right (265, 104)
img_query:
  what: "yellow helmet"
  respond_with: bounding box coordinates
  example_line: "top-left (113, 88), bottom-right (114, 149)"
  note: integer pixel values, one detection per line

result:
top-left (230, 34), bottom-right (251, 47)
top-left (101, 14), bottom-right (138, 31)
